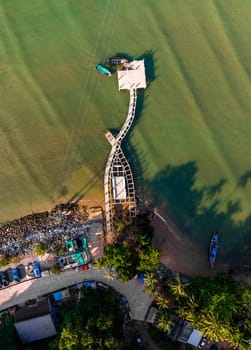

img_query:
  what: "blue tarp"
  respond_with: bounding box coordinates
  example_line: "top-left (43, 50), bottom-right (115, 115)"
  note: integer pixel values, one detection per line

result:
top-left (53, 291), bottom-right (63, 301)
top-left (83, 281), bottom-right (93, 288)
top-left (137, 273), bottom-right (146, 284)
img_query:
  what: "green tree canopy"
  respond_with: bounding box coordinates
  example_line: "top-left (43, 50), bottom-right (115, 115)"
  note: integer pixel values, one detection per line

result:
top-left (50, 289), bottom-right (123, 350)
top-left (157, 312), bottom-right (175, 332)
top-left (137, 246), bottom-right (160, 273)
top-left (96, 214), bottom-right (160, 282)
top-left (160, 272), bottom-right (251, 350)
top-left (33, 242), bottom-right (48, 256)
top-left (0, 315), bottom-right (19, 349)
top-left (103, 244), bottom-right (138, 281)
top-left (50, 262), bottom-right (61, 275)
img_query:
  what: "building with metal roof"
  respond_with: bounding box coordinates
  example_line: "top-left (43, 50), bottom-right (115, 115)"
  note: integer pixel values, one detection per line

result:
top-left (14, 298), bottom-right (56, 344)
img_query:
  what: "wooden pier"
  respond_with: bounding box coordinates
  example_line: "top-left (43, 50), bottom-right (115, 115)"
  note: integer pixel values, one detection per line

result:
top-left (104, 89), bottom-right (137, 235)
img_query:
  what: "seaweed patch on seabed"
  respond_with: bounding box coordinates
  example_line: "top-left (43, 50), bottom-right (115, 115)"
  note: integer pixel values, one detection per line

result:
top-left (0, 203), bottom-right (89, 258)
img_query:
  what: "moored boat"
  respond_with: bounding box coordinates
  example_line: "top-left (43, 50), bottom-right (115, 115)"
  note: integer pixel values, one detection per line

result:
top-left (209, 230), bottom-right (218, 269)
top-left (95, 64), bottom-right (112, 77)
top-left (107, 57), bottom-right (128, 65)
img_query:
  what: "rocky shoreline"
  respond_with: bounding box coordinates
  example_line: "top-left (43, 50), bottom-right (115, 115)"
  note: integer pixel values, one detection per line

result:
top-left (0, 203), bottom-right (89, 258)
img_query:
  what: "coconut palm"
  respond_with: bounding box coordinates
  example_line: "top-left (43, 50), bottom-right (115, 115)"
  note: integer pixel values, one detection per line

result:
top-left (226, 328), bottom-right (242, 349)
top-left (243, 316), bottom-right (251, 332)
top-left (143, 272), bottom-right (158, 297)
top-left (168, 274), bottom-right (189, 300)
top-left (93, 257), bottom-right (106, 270)
top-left (217, 322), bottom-right (232, 342)
top-left (184, 309), bottom-right (199, 328)
top-left (175, 305), bottom-right (188, 319)
top-left (157, 312), bottom-right (175, 332)
top-left (156, 294), bottom-right (169, 310)
top-left (104, 267), bottom-right (116, 280)
top-left (186, 293), bottom-right (198, 309)
top-left (137, 246), bottom-right (160, 272)
top-left (238, 342), bottom-right (251, 350)
top-left (198, 312), bottom-right (222, 341)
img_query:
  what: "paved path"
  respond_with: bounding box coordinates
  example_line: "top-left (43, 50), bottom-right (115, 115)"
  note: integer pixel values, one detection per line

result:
top-left (0, 267), bottom-right (153, 321)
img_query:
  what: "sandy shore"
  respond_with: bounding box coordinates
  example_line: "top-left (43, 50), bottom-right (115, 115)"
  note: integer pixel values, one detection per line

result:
top-left (152, 208), bottom-right (230, 277)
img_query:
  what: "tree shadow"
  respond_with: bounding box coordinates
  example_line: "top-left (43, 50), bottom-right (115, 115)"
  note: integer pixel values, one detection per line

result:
top-left (145, 162), bottom-right (251, 265)
top-left (204, 178), bottom-right (227, 199)
top-left (136, 49), bottom-right (158, 85)
top-left (238, 170), bottom-right (251, 188)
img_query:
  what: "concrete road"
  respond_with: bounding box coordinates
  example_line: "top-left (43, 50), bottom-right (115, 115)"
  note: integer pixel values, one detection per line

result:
top-left (0, 267), bottom-right (153, 321)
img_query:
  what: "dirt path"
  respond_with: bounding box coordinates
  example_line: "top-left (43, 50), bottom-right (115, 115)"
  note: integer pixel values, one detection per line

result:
top-left (152, 208), bottom-right (229, 277)
top-left (125, 321), bottom-right (163, 350)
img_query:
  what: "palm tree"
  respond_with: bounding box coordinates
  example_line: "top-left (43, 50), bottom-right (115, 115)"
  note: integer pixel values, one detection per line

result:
top-left (156, 294), bottom-right (169, 310)
top-left (184, 309), bottom-right (199, 328)
top-left (58, 326), bottom-right (78, 350)
top-left (168, 274), bottom-right (189, 300)
top-left (143, 272), bottom-right (158, 297)
top-left (104, 267), bottom-right (116, 280)
top-left (198, 312), bottom-right (222, 341)
top-left (226, 326), bottom-right (246, 350)
top-left (93, 257), bottom-right (106, 270)
top-left (157, 312), bottom-right (175, 332)
top-left (217, 322), bottom-right (232, 342)
top-left (175, 305), bottom-right (188, 319)
top-left (243, 316), bottom-right (251, 332)
top-left (186, 293), bottom-right (198, 309)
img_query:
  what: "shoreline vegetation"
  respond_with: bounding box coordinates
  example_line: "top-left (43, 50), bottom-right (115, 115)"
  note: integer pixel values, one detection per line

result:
top-left (1, 202), bottom-right (251, 350)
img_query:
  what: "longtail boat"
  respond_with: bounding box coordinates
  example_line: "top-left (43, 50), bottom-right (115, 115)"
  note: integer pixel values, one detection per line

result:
top-left (107, 57), bottom-right (128, 65)
top-left (209, 231), bottom-right (218, 269)
top-left (95, 64), bottom-right (112, 77)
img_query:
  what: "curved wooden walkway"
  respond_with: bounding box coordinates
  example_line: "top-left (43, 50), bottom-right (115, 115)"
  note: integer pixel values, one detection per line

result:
top-left (104, 89), bottom-right (137, 235)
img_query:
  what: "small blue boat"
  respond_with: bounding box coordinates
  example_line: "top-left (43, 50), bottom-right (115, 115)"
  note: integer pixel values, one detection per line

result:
top-left (209, 231), bottom-right (218, 269)
top-left (95, 64), bottom-right (112, 77)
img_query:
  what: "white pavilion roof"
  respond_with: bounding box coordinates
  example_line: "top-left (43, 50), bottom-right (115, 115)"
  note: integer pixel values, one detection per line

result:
top-left (117, 60), bottom-right (146, 90)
